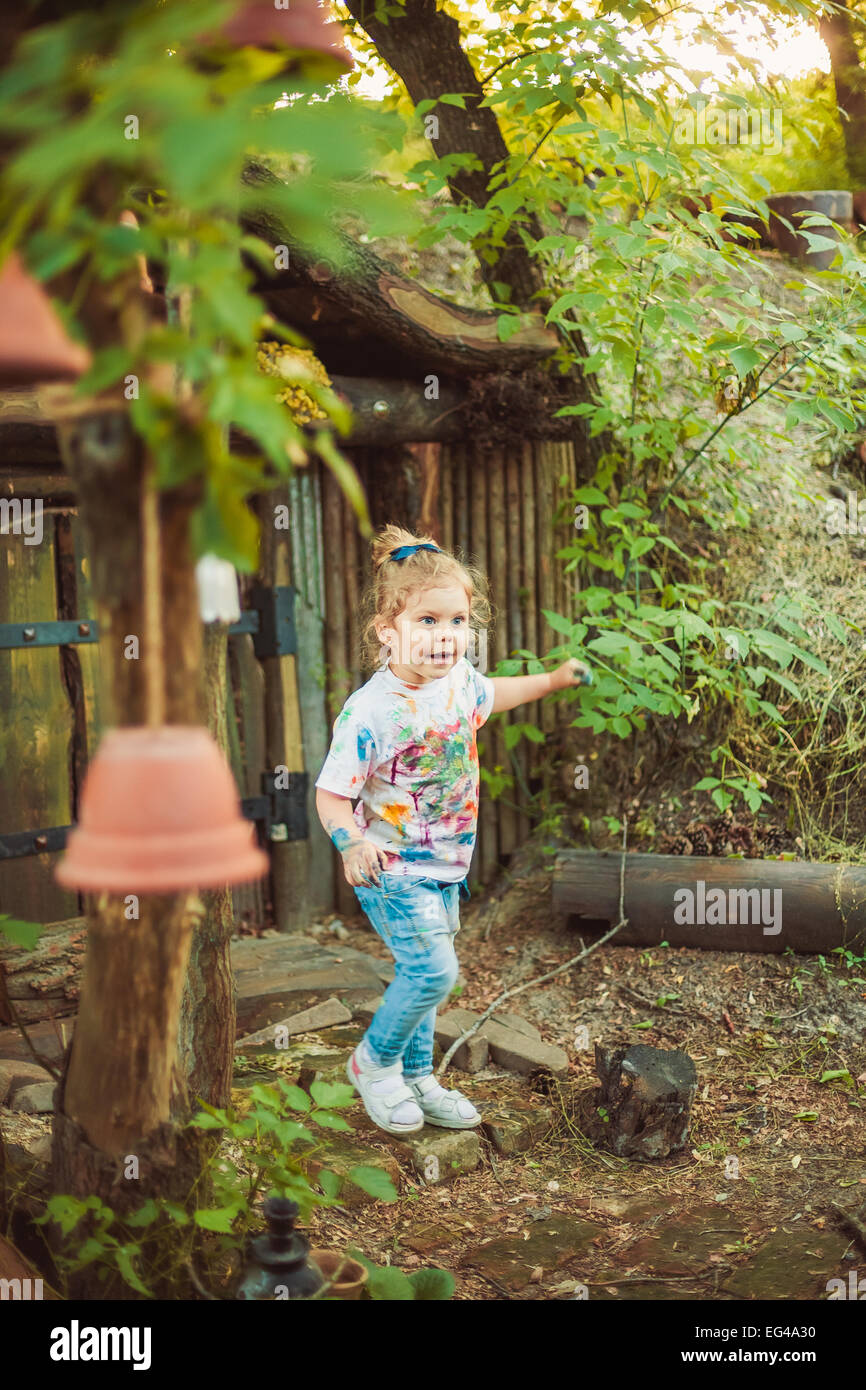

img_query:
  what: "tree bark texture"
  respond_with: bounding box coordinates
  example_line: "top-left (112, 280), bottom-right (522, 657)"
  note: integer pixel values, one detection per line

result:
top-left (339, 0), bottom-right (609, 468)
top-left (820, 0), bottom-right (866, 186)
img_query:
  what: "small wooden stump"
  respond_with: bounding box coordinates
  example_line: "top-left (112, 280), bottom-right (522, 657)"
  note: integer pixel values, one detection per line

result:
top-left (594, 1043), bottom-right (697, 1159)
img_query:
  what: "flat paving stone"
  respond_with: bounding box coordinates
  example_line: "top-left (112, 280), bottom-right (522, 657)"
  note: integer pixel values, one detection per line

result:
top-left (623, 1203), bottom-right (747, 1276)
top-left (721, 1226), bottom-right (853, 1301)
top-left (574, 1192), bottom-right (677, 1224)
top-left (290, 1133), bottom-right (402, 1210)
top-left (401, 1222), bottom-right (464, 1256)
top-left (231, 937), bottom-right (385, 1034)
top-left (234, 998), bottom-right (352, 1049)
top-left (460, 1216), bottom-right (604, 1291)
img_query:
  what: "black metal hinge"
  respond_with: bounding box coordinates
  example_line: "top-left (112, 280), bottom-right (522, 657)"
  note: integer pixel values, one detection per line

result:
top-left (241, 770), bottom-right (309, 843)
top-left (1, 770), bottom-right (309, 861)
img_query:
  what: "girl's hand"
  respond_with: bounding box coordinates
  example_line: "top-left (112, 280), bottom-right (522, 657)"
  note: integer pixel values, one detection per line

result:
top-left (550, 657), bottom-right (593, 691)
top-left (340, 838), bottom-right (389, 888)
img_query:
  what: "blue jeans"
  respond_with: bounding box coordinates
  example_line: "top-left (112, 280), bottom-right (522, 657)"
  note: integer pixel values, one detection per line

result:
top-left (352, 873), bottom-right (471, 1077)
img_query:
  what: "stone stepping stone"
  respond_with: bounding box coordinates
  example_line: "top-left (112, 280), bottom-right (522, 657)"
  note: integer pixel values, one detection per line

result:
top-left (231, 937), bottom-right (385, 1035)
top-left (623, 1202), bottom-right (747, 1275)
top-left (288, 1131), bottom-right (401, 1209)
top-left (721, 1225), bottom-right (853, 1300)
top-left (460, 1215), bottom-right (604, 1291)
top-left (387, 1125), bottom-right (482, 1185)
top-left (435, 1007), bottom-right (569, 1077)
top-left (0, 1059), bottom-right (54, 1105)
top-left (474, 1090), bottom-right (555, 1156)
top-left (401, 1221), bottom-right (464, 1256)
top-left (234, 997), bottom-right (352, 1050)
top-left (10, 1081), bottom-right (56, 1114)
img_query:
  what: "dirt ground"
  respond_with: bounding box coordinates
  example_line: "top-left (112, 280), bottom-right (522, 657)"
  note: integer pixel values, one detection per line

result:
top-left (303, 840), bottom-right (866, 1301)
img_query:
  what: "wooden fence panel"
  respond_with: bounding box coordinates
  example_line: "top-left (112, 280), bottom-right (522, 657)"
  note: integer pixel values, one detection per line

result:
top-left (0, 516), bottom-right (77, 921)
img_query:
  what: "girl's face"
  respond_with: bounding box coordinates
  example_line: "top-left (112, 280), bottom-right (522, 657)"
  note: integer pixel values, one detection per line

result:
top-left (376, 582), bottom-right (471, 683)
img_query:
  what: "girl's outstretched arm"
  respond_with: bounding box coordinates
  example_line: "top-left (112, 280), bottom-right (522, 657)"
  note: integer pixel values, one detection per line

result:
top-left (490, 658), bottom-right (592, 714)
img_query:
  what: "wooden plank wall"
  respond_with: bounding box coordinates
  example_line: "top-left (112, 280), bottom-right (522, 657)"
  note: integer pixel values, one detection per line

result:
top-left (0, 509), bottom-right (78, 922)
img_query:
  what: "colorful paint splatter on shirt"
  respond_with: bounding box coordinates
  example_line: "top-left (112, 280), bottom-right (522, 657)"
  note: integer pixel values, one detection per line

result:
top-left (315, 655), bottom-right (495, 881)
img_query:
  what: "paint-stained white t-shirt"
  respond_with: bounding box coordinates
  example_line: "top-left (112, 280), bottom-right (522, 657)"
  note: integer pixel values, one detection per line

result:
top-left (315, 655), bottom-right (496, 881)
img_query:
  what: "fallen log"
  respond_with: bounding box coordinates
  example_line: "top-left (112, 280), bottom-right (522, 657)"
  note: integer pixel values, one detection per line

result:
top-left (552, 850), bottom-right (866, 954)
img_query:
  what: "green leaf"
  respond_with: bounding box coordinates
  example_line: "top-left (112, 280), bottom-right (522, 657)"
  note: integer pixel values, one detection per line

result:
top-left (188, 1111), bottom-right (227, 1131)
top-left (0, 915), bottom-right (44, 949)
top-left (310, 1080), bottom-right (356, 1109)
top-left (816, 399), bottom-right (856, 430)
top-left (779, 322), bottom-right (807, 344)
top-left (310, 1111), bottom-right (353, 1133)
top-left (540, 608), bottom-right (574, 636)
top-left (365, 1265), bottom-right (415, 1300)
top-left (273, 1079), bottom-right (312, 1111)
top-left (114, 1247), bottom-right (152, 1298)
top-left (193, 1206), bottom-right (241, 1233)
top-left (125, 1200), bottom-right (160, 1228)
top-left (344, 1166), bottom-right (398, 1201)
top-left (407, 1267), bottom-right (456, 1300)
top-left (728, 345), bottom-right (762, 376)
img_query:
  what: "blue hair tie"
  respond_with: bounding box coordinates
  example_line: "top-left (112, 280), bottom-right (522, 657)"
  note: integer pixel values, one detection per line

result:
top-left (389, 543), bottom-right (442, 561)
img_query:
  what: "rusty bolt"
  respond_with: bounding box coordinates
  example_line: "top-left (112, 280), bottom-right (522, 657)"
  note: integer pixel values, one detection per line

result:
top-left (22, 626), bottom-right (36, 642)
top-left (34, 835), bottom-right (48, 850)
top-left (78, 622), bottom-right (91, 637)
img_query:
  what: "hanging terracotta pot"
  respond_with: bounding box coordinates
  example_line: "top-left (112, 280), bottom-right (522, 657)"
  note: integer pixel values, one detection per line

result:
top-left (212, 0), bottom-right (354, 74)
top-left (0, 251), bottom-right (92, 386)
top-left (55, 726), bottom-right (268, 893)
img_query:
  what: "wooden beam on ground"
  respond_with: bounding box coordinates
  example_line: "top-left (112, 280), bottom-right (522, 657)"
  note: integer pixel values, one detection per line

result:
top-left (553, 850), bottom-right (866, 954)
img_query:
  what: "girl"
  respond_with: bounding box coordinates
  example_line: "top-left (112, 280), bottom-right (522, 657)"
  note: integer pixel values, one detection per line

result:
top-left (315, 524), bottom-right (591, 1137)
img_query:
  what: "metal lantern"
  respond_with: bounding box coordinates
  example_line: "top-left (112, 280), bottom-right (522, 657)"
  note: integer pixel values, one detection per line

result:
top-left (236, 1197), bottom-right (326, 1301)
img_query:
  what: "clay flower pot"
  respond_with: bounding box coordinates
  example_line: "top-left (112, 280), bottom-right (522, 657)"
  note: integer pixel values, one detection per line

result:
top-left (213, 0), bottom-right (354, 74)
top-left (307, 1250), bottom-right (369, 1301)
top-left (0, 251), bottom-right (92, 385)
top-left (55, 726), bottom-right (268, 893)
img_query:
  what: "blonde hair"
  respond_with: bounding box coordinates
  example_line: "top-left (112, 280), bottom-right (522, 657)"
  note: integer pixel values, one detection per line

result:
top-left (359, 524), bottom-right (494, 674)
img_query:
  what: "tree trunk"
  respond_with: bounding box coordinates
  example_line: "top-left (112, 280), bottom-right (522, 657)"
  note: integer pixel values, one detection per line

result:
top-left (176, 624), bottom-right (237, 1110)
top-left (47, 403), bottom-right (218, 1297)
top-left (340, 0), bottom-right (609, 468)
top-left (820, 0), bottom-right (866, 186)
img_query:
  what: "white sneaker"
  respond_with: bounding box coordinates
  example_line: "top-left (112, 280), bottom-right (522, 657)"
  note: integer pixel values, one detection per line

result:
top-left (404, 1074), bottom-right (482, 1129)
top-left (346, 1044), bottom-right (424, 1135)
